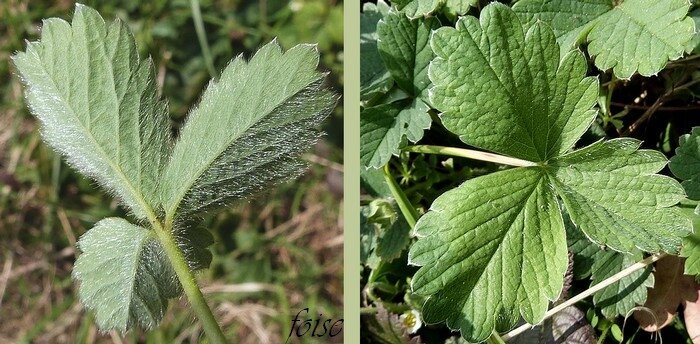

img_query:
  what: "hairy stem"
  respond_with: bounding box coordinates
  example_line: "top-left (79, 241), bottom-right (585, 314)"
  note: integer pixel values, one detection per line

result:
top-left (190, 0), bottom-right (217, 79)
top-left (502, 253), bottom-right (666, 341)
top-left (152, 221), bottom-right (227, 344)
top-left (383, 164), bottom-right (419, 227)
top-left (403, 145), bottom-right (536, 167)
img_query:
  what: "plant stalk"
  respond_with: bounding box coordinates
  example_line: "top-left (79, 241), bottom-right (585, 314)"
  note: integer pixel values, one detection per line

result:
top-left (152, 222), bottom-right (227, 344)
top-left (403, 145), bottom-right (536, 167)
top-left (190, 0), bottom-right (218, 79)
top-left (383, 164), bottom-right (419, 227)
top-left (487, 330), bottom-right (507, 344)
top-left (502, 253), bottom-right (666, 341)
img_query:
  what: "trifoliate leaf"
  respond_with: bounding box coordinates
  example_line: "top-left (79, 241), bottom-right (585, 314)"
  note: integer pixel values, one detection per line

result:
top-left (12, 4), bottom-right (170, 220)
top-left (73, 218), bottom-right (180, 332)
top-left (590, 250), bottom-right (654, 319)
top-left (361, 0), bottom-right (393, 100)
top-left (429, 4), bottom-right (598, 162)
top-left (160, 41), bottom-right (336, 221)
top-left (361, 99), bottom-right (431, 169)
top-left (377, 11), bottom-right (439, 101)
top-left (410, 4), bottom-right (691, 341)
top-left (513, 0), bottom-right (695, 79)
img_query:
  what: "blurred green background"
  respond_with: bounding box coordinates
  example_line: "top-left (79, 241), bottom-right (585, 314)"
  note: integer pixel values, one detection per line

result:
top-left (0, 0), bottom-right (343, 343)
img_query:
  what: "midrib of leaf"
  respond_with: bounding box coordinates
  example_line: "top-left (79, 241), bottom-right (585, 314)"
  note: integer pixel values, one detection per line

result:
top-left (33, 50), bottom-right (160, 227)
top-left (458, 26), bottom-right (547, 160)
top-left (421, 169), bottom-right (545, 294)
top-left (163, 78), bottom-right (320, 223)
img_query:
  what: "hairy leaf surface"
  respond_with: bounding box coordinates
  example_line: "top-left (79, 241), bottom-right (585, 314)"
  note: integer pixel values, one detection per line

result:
top-left (73, 218), bottom-right (180, 332)
top-left (410, 3), bottom-right (691, 341)
top-left (513, 0), bottom-right (695, 79)
top-left (12, 4), bottom-right (170, 219)
top-left (161, 41), bottom-right (336, 220)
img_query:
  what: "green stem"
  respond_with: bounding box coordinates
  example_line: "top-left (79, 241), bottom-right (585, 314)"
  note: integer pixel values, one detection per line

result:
top-left (383, 164), bottom-right (418, 227)
top-left (403, 145), bottom-right (536, 167)
top-left (190, 0), bottom-right (217, 79)
top-left (487, 330), bottom-right (507, 344)
top-left (502, 253), bottom-right (665, 341)
top-left (152, 223), bottom-right (227, 344)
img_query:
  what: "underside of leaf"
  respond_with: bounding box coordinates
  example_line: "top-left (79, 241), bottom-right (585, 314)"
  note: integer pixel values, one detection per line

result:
top-left (73, 218), bottom-right (180, 332)
top-left (12, 4), bottom-right (170, 220)
top-left (161, 41), bottom-right (336, 221)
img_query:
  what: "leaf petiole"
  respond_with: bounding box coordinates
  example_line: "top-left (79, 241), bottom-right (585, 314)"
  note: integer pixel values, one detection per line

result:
top-left (152, 221), bottom-right (227, 344)
top-left (402, 145), bottom-right (536, 167)
top-left (383, 164), bottom-right (419, 227)
top-left (502, 253), bottom-right (666, 341)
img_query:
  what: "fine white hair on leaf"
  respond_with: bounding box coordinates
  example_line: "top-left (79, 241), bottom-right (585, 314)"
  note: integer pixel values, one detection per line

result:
top-left (11, 4), bottom-right (171, 220)
top-left (13, 2), bottom-right (336, 334)
top-left (160, 40), bottom-right (338, 222)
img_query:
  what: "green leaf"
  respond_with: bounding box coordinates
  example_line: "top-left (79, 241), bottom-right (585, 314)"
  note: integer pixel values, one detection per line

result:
top-left (678, 204), bottom-right (700, 278)
top-left (361, 100), bottom-right (431, 169)
top-left (410, 4), bottom-right (691, 341)
top-left (551, 139), bottom-right (689, 253)
top-left (429, 5), bottom-right (598, 162)
top-left (410, 167), bottom-right (568, 342)
top-left (392, 0), bottom-right (442, 19)
top-left (376, 205), bottom-right (412, 262)
top-left (377, 11), bottom-right (439, 101)
top-left (444, 0), bottom-right (478, 17)
top-left (513, 0), bottom-right (695, 79)
top-left (670, 127), bottom-right (700, 201)
top-left (590, 250), bottom-right (654, 319)
top-left (566, 213), bottom-right (601, 279)
top-left (361, 0), bottom-right (393, 99)
top-left (160, 41), bottom-right (336, 221)
top-left (391, 0), bottom-right (476, 19)
top-left (12, 4), bottom-right (170, 220)
top-left (73, 218), bottom-right (180, 332)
